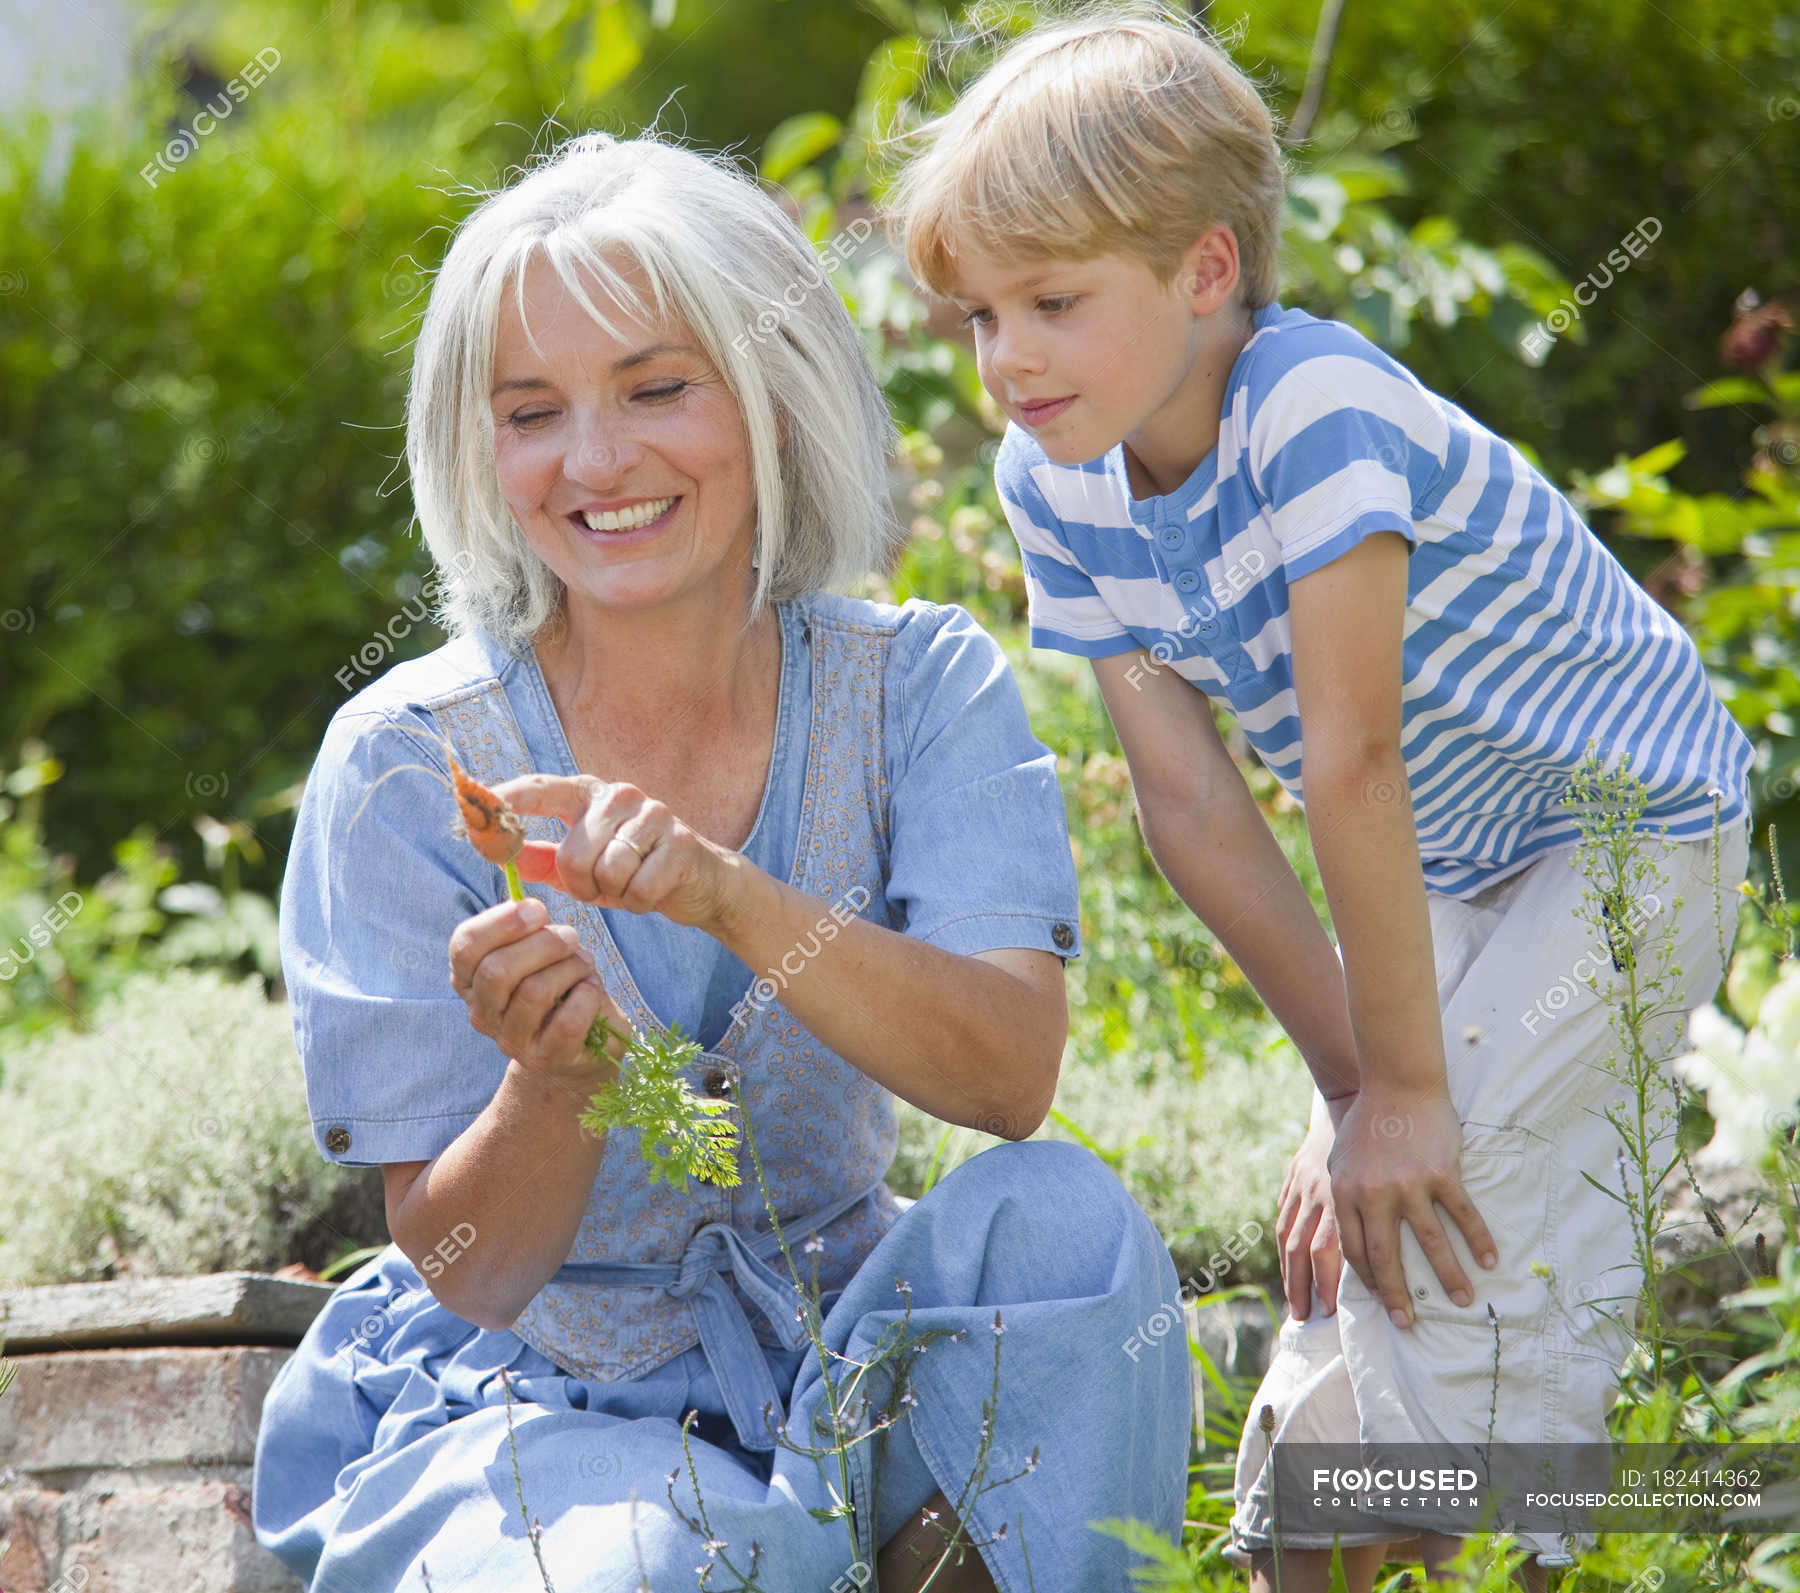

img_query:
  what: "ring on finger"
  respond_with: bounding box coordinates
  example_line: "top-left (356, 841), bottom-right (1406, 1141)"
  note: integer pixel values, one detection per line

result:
top-left (608, 831), bottom-right (650, 861)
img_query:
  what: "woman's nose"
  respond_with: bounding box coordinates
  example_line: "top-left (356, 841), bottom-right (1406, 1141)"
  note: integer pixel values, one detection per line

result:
top-left (566, 413), bottom-right (641, 487)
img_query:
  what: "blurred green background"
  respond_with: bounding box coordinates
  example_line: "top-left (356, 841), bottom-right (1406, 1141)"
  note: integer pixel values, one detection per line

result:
top-left (1, 0), bottom-right (1797, 1284)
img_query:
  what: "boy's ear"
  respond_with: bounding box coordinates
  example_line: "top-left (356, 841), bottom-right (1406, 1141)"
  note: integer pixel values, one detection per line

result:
top-left (1176, 224), bottom-right (1242, 315)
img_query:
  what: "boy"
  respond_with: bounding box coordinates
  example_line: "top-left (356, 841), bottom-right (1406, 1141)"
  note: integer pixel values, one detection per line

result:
top-left (885, 8), bottom-right (1754, 1590)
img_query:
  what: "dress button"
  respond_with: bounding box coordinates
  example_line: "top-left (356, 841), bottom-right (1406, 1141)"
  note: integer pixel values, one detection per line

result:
top-left (1174, 569), bottom-right (1201, 593)
top-left (1159, 527), bottom-right (1185, 550)
top-left (324, 1125), bottom-right (352, 1154)
top-left (1051, 922), bottom-right (1075, 951)
top-left (702, 1068), bottom-right (733, 1097)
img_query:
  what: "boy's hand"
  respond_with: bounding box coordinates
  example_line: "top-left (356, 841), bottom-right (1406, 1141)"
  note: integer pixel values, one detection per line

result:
top-left (1277, 1102), bottom-right (1347, 1320)
top-left (1327, 1084), bottom-right (1498, 1328)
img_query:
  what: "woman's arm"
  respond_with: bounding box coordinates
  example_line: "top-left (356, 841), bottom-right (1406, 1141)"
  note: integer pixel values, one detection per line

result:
top-left (713, 873), bottom-right (1068, 1139)
top-left (383, 894), bottom-right (626, 1330)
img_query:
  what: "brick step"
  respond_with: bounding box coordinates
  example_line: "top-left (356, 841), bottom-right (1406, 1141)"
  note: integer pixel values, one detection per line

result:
top-left (0, 1276), bottom-right (335, 1593)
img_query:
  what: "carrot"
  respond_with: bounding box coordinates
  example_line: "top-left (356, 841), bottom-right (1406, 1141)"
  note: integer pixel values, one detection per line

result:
top-left (348, 726), bottom-right (526, 896)
top-left (445, 747), bottom-right (528, 901)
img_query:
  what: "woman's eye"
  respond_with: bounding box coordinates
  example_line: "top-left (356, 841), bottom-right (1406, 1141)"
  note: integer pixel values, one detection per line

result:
top-left (503, 409), bottom-right (556, 430)
top-left (637, 381), bottom-right (689, 401)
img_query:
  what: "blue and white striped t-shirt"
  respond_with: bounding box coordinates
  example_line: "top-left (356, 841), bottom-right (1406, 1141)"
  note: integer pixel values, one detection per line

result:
top-left (996, 301), bottom-right (1753, 898)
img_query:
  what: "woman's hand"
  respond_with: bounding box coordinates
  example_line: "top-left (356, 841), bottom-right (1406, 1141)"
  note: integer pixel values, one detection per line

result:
top-left (490, 774), bottom-right (739, 933)
top-left (1277, 1096), bottom-right (1350, 1321)
top-left (448, 895), bottom-right (628, 1082)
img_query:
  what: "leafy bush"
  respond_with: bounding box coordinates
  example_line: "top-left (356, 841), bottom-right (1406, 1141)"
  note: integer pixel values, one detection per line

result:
top-left (0, 968), bottom-right (384, 1284)
top-left (1236, 0), bottom-right (1800, 487)
top-left (891, 1026), bottom-right (1308, 1284)
top-left (0, 744), bottom-right (279, 1055)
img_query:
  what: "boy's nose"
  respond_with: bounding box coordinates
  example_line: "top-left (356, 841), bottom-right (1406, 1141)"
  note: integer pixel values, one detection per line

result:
top-left (986, 322), bottom-right (1044, 382)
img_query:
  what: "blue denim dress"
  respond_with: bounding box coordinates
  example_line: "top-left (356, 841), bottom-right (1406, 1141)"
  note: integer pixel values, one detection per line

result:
top-left (253, 592), bottom-right (1191, 1590)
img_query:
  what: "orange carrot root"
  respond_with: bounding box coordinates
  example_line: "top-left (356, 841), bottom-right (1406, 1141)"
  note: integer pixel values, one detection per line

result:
top-left (346, 722), bottom-right (528, 882)
top-left (448, 752), bottom-right (526, 867)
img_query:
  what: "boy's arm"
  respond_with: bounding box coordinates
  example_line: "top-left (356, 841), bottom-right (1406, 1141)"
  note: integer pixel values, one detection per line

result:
top-left (1090, 650), bottom-right (1360, 1102)
top-left (1286, 530), bottom-right (1497, 1325)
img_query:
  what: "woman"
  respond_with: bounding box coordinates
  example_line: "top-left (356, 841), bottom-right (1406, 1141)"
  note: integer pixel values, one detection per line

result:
top-left (252, 130), bottom-right (1190, 1592)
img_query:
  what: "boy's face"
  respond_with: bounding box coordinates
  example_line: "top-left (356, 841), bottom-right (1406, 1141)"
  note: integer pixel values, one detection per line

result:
top-left (945, 246), bottom-right (1218, 468)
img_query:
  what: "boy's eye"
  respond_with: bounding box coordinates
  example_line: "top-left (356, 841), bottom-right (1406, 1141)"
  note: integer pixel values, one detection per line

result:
top-left (958, 297), bottom-right (1075, 329)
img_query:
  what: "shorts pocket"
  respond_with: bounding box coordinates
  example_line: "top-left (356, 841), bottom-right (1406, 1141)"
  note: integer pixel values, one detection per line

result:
top-left (1401, 1126), bottom-right (1551, 1334)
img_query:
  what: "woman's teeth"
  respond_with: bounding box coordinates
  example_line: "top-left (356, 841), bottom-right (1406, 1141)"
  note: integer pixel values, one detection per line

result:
top-left (580, 496), bottom-right (676, 532)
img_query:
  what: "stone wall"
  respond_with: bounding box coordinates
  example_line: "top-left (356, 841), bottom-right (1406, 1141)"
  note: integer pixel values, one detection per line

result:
top-left (0, 1275), bottom-right (332, 1592)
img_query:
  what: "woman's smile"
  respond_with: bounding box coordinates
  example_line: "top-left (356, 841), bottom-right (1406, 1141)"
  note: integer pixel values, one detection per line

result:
top-left (567, 494), bottom-right (683, 540)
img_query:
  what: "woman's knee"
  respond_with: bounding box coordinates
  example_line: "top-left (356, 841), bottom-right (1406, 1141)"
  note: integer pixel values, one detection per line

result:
top-left (941, 1139), bottom-right (1169, 1279)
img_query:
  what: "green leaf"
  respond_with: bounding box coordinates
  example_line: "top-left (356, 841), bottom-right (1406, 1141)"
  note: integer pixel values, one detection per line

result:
top-left (319, 1243), bottom-right (386, 1282)
top-left (1328, 1540), bottom-right (1354, 1593)
top-left (579, 1019), bottom-right (741, 1189)
top-left (1631, 439), bottom-right (1687, 478)
top-left (579, 1), bottom-right (644, 100)
top-left (762, 113), bottom-right (842, 183)
top-left (1687, 375), bottom-right (1774, 411)
top-left (1048, 1107), bottom-right (1127, 1170)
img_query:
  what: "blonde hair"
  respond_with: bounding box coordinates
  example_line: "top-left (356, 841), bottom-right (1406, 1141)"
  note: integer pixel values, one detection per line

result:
top-left (883, 3), bottom-right (1286, 307)
top-left (406, 130), bottom-right (902, 653)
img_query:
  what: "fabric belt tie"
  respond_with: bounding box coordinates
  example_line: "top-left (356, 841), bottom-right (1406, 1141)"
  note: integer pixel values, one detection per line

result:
top-left (551, 1181), bottom-right (880, 1452)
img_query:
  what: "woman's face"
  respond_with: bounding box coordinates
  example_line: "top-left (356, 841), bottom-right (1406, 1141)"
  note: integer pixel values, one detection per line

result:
top-left (488, 253), bottom-right (758, 625)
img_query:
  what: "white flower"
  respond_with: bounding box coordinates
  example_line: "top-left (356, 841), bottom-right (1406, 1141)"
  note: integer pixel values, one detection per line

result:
top-left (1673, 963), bottom-right (1800, 1170)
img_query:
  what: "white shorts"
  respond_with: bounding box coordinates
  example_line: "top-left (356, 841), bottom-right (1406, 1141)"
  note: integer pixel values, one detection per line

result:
top-left (1228, 820), bottom-right (1750, 1563)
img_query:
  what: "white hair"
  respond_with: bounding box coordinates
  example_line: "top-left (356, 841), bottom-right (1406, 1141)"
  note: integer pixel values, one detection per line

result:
top-left (405, 130), bottom-right (903, 653)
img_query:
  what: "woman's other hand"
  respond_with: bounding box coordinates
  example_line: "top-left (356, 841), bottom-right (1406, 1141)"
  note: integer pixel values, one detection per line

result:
top-left (448, 895), bottom-right (627, 1082)
top-left (492, 774), bottom-right (738, 932)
